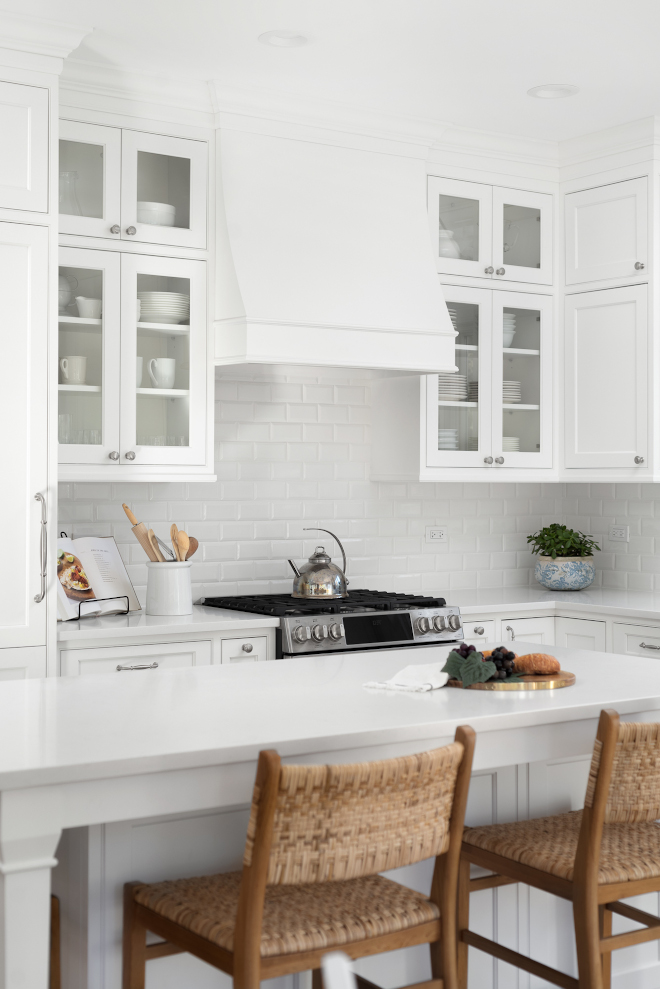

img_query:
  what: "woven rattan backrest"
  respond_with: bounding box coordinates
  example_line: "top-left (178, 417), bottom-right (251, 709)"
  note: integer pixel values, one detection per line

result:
top-left (584, 721), bottom-right (660, 823)
top-left (243, 743), bottom-right (464, 884)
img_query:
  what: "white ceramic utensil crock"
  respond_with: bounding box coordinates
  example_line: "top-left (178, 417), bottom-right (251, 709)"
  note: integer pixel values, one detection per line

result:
top-left (146, 561), bottom-right (193, 615)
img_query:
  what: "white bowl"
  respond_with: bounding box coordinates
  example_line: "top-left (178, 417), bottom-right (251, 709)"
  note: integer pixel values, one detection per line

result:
top-left (503, 328), bottom-right (516, 347)
top-left (137, 202), bottom-right (177, 227)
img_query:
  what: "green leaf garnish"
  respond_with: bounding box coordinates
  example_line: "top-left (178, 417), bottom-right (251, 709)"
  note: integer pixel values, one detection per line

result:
top-left (442, 650), bottom-right (465, 680)
top-left (442, 649), bottom-right (497, 688)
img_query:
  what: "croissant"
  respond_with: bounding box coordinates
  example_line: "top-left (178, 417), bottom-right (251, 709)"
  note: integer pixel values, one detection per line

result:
top-left (514, 652), bottom-right (560, 675)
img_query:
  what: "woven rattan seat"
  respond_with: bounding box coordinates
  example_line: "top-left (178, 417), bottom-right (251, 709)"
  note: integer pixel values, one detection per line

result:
top-left (134, 870), bottom-right (440, 957)
top-left (464, 810), bottom-right (660, 885)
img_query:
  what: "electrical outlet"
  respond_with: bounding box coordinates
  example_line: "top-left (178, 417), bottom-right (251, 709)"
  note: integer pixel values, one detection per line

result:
top-left (426, 526), bottom-right (448, 544)
top-left (609, 525), bottom-right (629, 542)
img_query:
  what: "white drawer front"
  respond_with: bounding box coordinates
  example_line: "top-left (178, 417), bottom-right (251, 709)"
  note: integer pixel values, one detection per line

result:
top-left (613, 624), bottom-right (660, 658)
top-left (500, 617), bottom-right (555, 645)
top-left (60, 640), bottom-right (212, 676)
top-left (463, 620), bottom-right (496, 649)
top-left (555, 617), bottom-right (606, 652)
top-left (221, 635), bottom-right (268, 664)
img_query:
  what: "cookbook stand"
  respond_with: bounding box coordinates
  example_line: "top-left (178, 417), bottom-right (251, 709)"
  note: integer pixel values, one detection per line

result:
top-left (75, 595), bottom-right (130, 620)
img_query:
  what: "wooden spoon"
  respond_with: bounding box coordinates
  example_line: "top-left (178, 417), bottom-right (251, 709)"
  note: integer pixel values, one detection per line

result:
top-left (148, 529), bottom-right (165, 562)
top-left (170, 523), bottom-right (180, 561)
top-left (177, 531), bottom-right (190, 562)
top-left (185, 536), bottom-right (199, 561)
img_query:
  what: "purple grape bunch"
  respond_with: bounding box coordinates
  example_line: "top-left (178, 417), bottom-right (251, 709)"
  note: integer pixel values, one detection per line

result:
top-left (487, 646), bottom-right (517, 680)
top-left (456, 641), bottom-right (477, 660)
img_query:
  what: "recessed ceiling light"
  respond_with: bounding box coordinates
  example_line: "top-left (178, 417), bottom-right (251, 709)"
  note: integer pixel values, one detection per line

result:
top-left (258, 30), bottom-right (308, 48)
top-left (527, 84), bottom-right (579, 99)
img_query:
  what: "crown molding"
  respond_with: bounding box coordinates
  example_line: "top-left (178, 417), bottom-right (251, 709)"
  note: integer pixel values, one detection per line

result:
top-left (558, 116), bottom-right (660, 172)
top-left (0, 10), bottom-right (90, 62)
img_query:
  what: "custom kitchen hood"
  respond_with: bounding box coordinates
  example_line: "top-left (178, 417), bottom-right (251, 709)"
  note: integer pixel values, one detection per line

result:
top-left (214, 128), bottom-right (457, 372)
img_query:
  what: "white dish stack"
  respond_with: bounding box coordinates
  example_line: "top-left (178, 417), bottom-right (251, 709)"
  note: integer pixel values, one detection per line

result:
top-left (438, 373), bottom-right (468, 401)
top-left (467, 381), bottom-right (479, 402)
top-left (137, 201), bottom-right (176, 227)
top-left (503, 380), bottom-right (522, 403)
top-left (502, 436), bottom-right (520, 452)
top-left (137, 291), bottom-right (190, 325)
top-left (438, 428), bottom-right (459, 450)
top-left (503, 312), bottom-right (516, 348)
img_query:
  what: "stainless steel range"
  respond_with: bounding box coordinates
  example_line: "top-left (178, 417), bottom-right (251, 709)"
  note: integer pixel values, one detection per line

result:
top-left (201, 590), bottom-right (463, 658)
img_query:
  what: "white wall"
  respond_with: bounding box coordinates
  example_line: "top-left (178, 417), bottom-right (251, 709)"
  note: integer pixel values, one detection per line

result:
top-left (57, 367), bottom-right (658, 604)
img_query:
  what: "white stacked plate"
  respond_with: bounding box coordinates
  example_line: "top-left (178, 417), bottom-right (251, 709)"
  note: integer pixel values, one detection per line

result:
top-left (137, 291), bottom-right (190, 325)
top-left (503, 380), bottom-right (522, 404)
top-left (503, 436), bottom-right (520, 452)
top-left (438, 373), bottom-right (467, 401)
top-left (467, 382), bottom-right (479, 402)
top-left (438, 428), bottom-right (459, 450)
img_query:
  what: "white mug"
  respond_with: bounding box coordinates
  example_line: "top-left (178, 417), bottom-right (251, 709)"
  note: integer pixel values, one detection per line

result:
top-left (136, 356), bottom-right (143, 387)
top-left (76, 296), bottom-right (102, 319)
top-left (148, 357), bottom-right (176, 389)
top-left (60, 355), bottom-right (87, 385)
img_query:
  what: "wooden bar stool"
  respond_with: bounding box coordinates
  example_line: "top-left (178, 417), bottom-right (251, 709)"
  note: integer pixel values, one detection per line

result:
top-left (458, 708), bottom-right (660, 989)
top-left (122, 726), bottom-right (475, 989)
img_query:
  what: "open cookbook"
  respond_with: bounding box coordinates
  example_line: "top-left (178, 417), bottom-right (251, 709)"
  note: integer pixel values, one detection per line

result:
top-left (57, 535), bottom-right (141, 621)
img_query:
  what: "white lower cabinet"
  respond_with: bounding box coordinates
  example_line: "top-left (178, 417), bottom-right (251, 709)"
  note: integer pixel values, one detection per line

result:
top-left (60, 639), bottom-right (212, 676)
top-left (221, 635), bottom-right (268, 663)
top-left (612, 623), bottom-right (660, 657)
top-left (463, 619), bottom-right (495, 649)
top-left (555, 617), bottom-right (606, 651)
top-left (500, 616), bottom-right (555, 644)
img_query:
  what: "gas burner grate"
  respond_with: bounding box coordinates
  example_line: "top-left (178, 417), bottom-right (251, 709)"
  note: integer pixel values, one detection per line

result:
top-left (202, 589), bottom-right (446, 618)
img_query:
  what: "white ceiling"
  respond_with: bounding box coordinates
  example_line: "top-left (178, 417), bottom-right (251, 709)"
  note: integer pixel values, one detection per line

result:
top-left (12, 0), bottom-right (660, 142)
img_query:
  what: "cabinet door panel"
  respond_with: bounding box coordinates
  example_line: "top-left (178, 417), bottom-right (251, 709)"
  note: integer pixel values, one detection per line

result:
top-left (0, 223), bottom-right (48, 649)
top-left (220, 635), bottom-right (268, 663)
top-left (428, 177), bottom-right (493, 279)
top-left (60, 639), bottom-right (212, 676)
top-left (501, 617), bottom-right (554, 645)
top-left (565, 178), bottom-right (647, 285)
top-left (59, 120), bottom-right (122, 239)
top-left (0, 82), bottom-right (48, 212)
top-left (612, 623), bottom-right (660, 657)
top-left (564, 286), bottom-right (647, 469)
top-left (463, 620), bottom-right (495, 649)
top-left (492, 187), bottom-right (553, 285)
top-left (555, 617), bottom-right (606, 651)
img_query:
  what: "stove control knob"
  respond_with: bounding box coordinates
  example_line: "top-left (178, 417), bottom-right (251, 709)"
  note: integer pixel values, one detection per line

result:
top-left (293, 626), bottom-right (310, 643)
top-left (329, 622), bottom-right (344, 640)
top-left (312, 624), bottom-right (328, 642)
top-left (448, 614), bottom-right (462, 631)
top-left (415, 616), bottom-right (431, 635)
top-left (433, 615), bottom-right (447, 632)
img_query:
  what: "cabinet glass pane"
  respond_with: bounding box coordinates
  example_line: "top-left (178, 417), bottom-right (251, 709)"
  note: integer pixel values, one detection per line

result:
top-left (437, 302), bottom-right (479, 452)
top-left (58, 265), bottom-right (104, 444)
top-left (502, 306), bottom-right (540, 454)
top-left (438, 195), bottom-right (479, 261)
top-left (59, 140), bottom-right (103, 218)
top-left (136, 272), bottom-right (190, 448)
top-left (502, 204), bottom-right (541, 269)
top-left (137, 151), bottom-right (191, 230)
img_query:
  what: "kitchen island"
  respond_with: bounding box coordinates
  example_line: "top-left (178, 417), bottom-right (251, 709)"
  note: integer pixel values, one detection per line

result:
top-left (3, 642), bottom-right (660, 989)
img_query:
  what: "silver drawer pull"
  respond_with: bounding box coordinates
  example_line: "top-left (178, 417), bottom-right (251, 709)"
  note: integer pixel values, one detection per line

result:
top-left (34, 493), bottom-right (47, 603)
top-left (505, 624), bottom-right (515, 640)
top-left (474, 626), bottom-right (485, 635)
top-left (116, 662), bottom-right (159, 671)
top-left (241, 643), bottom-right (254, 653)
top-left (640, 642), bottom-right (660, 651)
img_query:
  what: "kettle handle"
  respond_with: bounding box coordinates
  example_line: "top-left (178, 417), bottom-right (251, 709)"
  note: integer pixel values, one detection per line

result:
top-left (303, 528), bottom-right (347, 577)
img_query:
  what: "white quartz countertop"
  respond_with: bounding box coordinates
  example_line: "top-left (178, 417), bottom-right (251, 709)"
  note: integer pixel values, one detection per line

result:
top-left (448, 586), bottom-right (660, 621)
top-left (2, 641), bottom-right (660, 791)
top-left (57, 604), bottom-right (279, 641)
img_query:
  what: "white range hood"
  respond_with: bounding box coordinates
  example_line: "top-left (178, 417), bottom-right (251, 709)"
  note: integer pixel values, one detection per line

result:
top-left (214, 128), bottom-right (457, 373)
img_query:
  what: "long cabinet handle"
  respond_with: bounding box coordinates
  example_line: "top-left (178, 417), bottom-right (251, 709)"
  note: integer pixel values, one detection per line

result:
top-left (34, 493), bottom-right (47, 603)
top-left (640, 642), bottom-right (660, 651)
top-left (116, 662), bottom-right (159, 671)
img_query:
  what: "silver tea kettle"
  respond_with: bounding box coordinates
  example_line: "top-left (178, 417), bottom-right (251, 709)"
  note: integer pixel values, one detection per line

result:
top-left (288, 528), bottom-right (348, 599)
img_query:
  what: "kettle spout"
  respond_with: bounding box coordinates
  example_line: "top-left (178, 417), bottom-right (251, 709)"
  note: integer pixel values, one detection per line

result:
top-left (288, 559), bottom-right (301, 578)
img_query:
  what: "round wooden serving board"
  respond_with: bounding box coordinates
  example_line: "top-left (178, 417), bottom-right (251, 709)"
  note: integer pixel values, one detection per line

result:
top-left (446, 671), bottom-right (575, 690)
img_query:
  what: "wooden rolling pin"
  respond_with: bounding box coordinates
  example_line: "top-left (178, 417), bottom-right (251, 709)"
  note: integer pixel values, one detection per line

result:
top-left (122, 503), bottom-right (158, 562)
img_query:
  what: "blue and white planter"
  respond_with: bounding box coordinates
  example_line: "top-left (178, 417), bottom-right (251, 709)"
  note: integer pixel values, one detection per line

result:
top-left (534, 555), bottom-right (595, 591)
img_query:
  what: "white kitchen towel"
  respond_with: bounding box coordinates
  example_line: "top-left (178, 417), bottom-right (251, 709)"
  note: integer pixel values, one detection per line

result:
top-left (363, 663), bottom-right (449, 692)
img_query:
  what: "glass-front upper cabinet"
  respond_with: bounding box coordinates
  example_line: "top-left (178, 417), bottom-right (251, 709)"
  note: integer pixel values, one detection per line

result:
top-left (428, 177), bottom-right (553, 286)
top-left (59, 121), bottom-right (207, 249)
top-left (58, 248), bottom-right (120, 465)
top-left (426, 286), bottom-right (492, 468)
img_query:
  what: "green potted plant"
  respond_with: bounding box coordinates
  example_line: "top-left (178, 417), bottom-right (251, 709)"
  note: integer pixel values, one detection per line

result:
top-left (527, 523), bottom-right (600, 590)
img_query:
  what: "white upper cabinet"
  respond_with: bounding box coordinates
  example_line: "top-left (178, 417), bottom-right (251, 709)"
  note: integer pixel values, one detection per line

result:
top-left (0, 82), bottom-right (48, 213)
top-left (428, 176), bottom-right (553, 285)
top-left (565, 178), bottom-right (647, 287)
top-left (59, 121), bottom-right (208, 249)
top-left (564, 285), bottom-right (647, 470)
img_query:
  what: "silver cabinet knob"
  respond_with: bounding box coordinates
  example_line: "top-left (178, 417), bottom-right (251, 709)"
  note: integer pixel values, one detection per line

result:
top-left (474, 626), bottom-right (485, 635)
top-left (483, 456), bottom-right (494, 464)
top-left (126, 226), bottom-right (137, 236)
top-left (495, 456), bottom-right (505, 464)
top-left (484, 266), bottom-right (494, 274)
top-left (496, 267), bottom-right (506, 275)
top-left (110, 224), bottom-right (120, 235)
top-left (635, 261), bottom-right (645, 270)
top-left (241, 643), bottom-right (254, 653)
top-left (635, 456), bottom-right (645, 464)
top-left (124, 451), bottom-right (136, 461)
top-left (108, 451), bottom-right (120, 461)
